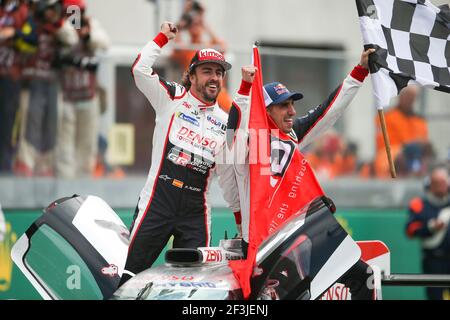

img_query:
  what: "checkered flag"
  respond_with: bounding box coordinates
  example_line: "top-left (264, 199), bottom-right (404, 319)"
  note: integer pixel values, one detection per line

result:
top-left (356, 0), bottom-right (450, 109)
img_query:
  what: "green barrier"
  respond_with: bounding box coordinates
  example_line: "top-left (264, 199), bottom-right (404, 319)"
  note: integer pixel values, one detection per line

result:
top-left (0, 208), bottom-right (425, 300)
top-left (335, 209), bottom-right (426, 300)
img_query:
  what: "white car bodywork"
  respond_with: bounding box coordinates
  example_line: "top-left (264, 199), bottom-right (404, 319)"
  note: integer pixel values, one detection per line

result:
top-left (11, 195), bottom-right (387, 300)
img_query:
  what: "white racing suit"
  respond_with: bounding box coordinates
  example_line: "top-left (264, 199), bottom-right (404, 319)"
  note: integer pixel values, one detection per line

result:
top-left (121, 33), bottom-right (244, 283)
top-left (226, 65), bottom-right (375, 299)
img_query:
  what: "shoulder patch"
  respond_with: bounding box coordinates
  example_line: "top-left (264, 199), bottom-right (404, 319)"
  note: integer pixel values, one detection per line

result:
top-left (409, 197), bottom-right (424, 214)
top-left (159, 77), bottom-right (185, 100)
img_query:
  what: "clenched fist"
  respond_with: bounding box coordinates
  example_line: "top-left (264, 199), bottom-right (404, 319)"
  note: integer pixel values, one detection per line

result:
top-left (359, 48), bottom-right (376, 70)
top-left (160, 21), bottom-right (178, 40)
top-left (241, 65), bottom-right (258, 83)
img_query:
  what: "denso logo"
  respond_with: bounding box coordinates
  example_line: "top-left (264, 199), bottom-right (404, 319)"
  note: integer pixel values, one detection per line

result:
top-left (199, 49), bottom-right (224, 60)
top-left (177, 126), bottom-right (217, 149)
top-left (161, 282), bottom-right (217, 288)
top-left (321, 283), bottom-right (350, 300)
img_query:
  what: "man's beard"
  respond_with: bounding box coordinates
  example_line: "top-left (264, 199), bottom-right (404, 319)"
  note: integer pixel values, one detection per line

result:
top-left (196, 81), bottom-right (221, 103)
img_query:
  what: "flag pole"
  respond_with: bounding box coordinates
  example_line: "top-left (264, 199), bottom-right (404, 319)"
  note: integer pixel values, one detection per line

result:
top-left (377, 109), bottom-right (396, 178)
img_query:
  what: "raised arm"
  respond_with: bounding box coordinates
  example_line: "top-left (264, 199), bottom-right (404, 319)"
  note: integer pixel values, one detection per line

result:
top-left (226, 65), bottom-right (257, 150)
top-left (217, 65), bottom-right (256, 237)
top-left (296, 48), bottom-right (375, 150)
top-left (131, 21), bottom-right (186, 116)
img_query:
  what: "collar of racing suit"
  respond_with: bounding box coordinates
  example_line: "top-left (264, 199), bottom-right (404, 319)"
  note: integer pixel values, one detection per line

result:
top-left (188, 89), bottom-right (216, 109)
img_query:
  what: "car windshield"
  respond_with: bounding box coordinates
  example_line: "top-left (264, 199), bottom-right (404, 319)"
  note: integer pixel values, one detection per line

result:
top-left (257, 234), bottom-right (313, 300)
top-left (256, 197), bottom-right (324, 263)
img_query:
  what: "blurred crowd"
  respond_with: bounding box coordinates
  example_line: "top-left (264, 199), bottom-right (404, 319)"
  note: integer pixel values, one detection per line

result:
top-left (0, 0), bottom-right (115, 178)
top-left (1, 0), bottom-right (445, 180)
top-left (303, 86), bottom-right (440, 180)
top-left (359, 85), bottom-right (438, 179)
top-left (172, 1), bottom-right (443, 181)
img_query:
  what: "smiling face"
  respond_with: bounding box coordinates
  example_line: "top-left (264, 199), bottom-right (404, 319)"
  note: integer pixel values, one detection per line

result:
top-left (267, 99), bottom-right (297, 133)
top-left (189, 63), bottom-right (224, 103)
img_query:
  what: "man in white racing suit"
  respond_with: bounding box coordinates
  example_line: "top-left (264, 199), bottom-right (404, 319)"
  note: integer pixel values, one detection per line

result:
top-left (226, 48), bottom-right (377, 299)
top-left (120, 21), bottom-right (254, 285)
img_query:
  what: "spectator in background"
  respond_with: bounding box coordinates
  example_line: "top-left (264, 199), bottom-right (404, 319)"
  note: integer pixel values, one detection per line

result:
top-left (343, 142), bottom-right (359, 175)
top-left (55, 0), bottom-right (109, 178)
top-left (395, 141), bottom-right (435, 178)
top-left (374, 85), bottom-right (433, 178)
top-left (171, 0), bottom-right (233, 112)
top-left (13, 0), bottom-right (77, 177)
top-left (405, 166), bottom-right (450, 300)
top-left (0, 0), bottom-right (28, 173)
top-left (92, 134), bottom-right (126, 179)
top-left (306, 130), bottom-right (358, 180)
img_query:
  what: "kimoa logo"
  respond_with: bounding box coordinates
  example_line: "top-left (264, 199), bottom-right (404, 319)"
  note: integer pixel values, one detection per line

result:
top-left (199, 49), bottom-right (224, 60)
top-left (0, 222), bottom-right (17, 292)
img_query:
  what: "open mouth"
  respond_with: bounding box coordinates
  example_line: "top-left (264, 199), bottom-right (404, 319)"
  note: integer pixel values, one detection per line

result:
top-left (207, 84), bottom-right (218, 91)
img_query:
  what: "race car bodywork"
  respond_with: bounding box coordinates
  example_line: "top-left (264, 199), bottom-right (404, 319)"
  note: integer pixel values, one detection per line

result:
top-left (11, 194), bottom-right (387, 300)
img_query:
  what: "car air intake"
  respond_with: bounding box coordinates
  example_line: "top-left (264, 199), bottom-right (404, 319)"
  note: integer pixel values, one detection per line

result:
top-left (165, 248), bottom-right (203, 265)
